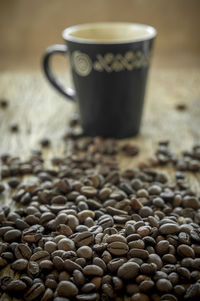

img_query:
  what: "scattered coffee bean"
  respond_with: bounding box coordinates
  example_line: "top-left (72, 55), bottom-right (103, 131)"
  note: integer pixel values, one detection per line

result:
top-left (40, 138), bottom-right (51, 147)
top-left (57, 280), bottom-right (78, 297)
top-left (0, 98), bottom-right (9, 108)
top-left (175, 103), bottom-right (187, 111)
top-left (10, 123), bottom-right (19, 132)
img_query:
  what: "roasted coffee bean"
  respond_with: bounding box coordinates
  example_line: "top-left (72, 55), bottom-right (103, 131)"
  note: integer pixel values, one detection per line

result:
top-left (64, 259), bottom-right (82, 272)
top-left (118, 261), bottom-right (139, 279)
top-left (77, 246), bottom-right (93, 259)
top-left (8, 177), bottom-right (20, 188)
top-left (41, 288), bottom-right (54, 301)
top-left (1, 251), bottom-right (14, 261)
top-left (159, 223), bottom-right (180, 235)
top-left (148, 254), bottom-right (163, 269)
top-left (58, 271), bottom-right (70, 282)
top-left (11, 258), bottom-right (28, 271)
top-left (92, 257), bottom-right (106, 272)
top-left (82, 283), bottom-right (96, 293)
top-left (107, 258), bottom-right (126, 272)
top-left (30, 250), bottom-right (50, 263)
top-left (155, 240), bottom-right (169, 255)
top-left (57, 280), bottom-right (78, 297)
top-left (128, 248), bottom-right (149, 260)
top-left (76, 293), bottom-right (99, 301)
top-left (58, 238), bottom-right (75, 251)
top-left (140, 263), bottom-right (157, 274)
top-left (0, 98), bottom-right (9, 108)
top-left (27, 261), bottom-right (40, 277)
top-left (107, 241), bottom-right (129, 255)
top-left (40, 138), bottom-right (51, 147)
top-left (73, 269), bottom-right (85, 286)
top-left (174, 285), bottom-right (185, 296)
top-left (156, 279), bottom-right (173, 292)
top-left (20, 276), bottom-right (33, 287)
top-left (0, 182), bottom-right (5, 193)
top-left (126, 283), bottom-right (139, 295)
top-left (177, 266), bottom-right (191, 280)
top-left (0, 276), bottom-right (12, 291)
top-left (83, 265), bottom-right (104, 276)
top-left (131, 293), bottom-right (150, 301)
top-left (44, 241), bottom-right (57, 253)
top-left (139, 280), bottom-right (154, 292)
top-left (160, 294), bottom-right (178, 301)
top-left (24, 282), bottom-right (45, 300)
top-left (10, 123), bottom-right (19, 132)
top-left (80, 186), bottom-right (97, 197)
top-left (162, 254), bottom-right (177, 264)
top-left (102, 283), bottom-right (115, 298)
top-left (6, 279), bottom-right (27, 292)
top-left (74, 231), bottom-right (94, 247)
top-left (14, 243), bottom-right (32, 259)
top-left (39, 260), bottom-right (53, 270)
top-left (184, 283), bottom-right (200, 299)
top-left (4, 229), bottom-right (21, 242)
top-left (177, 244), bottom-right (195, 258)
top-left (45, 278), bottom-right (57, 290)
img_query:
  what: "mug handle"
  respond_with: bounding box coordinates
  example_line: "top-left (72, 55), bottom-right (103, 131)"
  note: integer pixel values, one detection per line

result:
top-left (42, 44), bottom-right (75, 101)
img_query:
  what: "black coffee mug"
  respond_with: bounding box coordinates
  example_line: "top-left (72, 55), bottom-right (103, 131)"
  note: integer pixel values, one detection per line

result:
top-left (43, 22), bottom-right (157, 138)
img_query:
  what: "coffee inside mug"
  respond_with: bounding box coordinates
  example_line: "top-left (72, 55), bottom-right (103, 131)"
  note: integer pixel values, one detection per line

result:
top-left (63, 22), bottom-right (156, 43)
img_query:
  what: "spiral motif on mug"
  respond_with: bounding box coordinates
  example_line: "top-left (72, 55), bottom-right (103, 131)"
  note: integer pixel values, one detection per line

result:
top-left (72, 51), bottom-right (92, 76)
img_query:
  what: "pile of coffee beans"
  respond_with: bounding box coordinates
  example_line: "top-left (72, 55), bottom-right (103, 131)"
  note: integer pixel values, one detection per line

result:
top-left (0, 131), bottom-right (200, 300)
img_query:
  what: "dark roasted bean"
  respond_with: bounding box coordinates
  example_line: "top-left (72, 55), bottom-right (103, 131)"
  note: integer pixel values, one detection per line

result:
top-left (11, 258), bottom-right (28, 271)
top-left (156, 278), bottom-right (173, 292)
top-left (6, 279), bottom-right (27, 292)
top-left (57, 280), bottom-right (78, 297)
top-left (4, 229), bottom-right (21, 242)
top-left (24, 282), bottom-right (45, 300)
top-left (118, 261), bottom-right (139, 279)
top-left (14, 243), bottom-right (32, 259)
top-left (83, 264), bottom-right (104, 276)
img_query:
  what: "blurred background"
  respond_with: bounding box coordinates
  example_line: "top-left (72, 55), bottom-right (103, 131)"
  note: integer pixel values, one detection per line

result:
top-left (0, 0), bottom-right (200, 71)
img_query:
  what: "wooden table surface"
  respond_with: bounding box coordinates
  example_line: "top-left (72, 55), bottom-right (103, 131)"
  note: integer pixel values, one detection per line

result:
top-left (0, 68), bottom-right (200, 300)
top-left (0, 68), bottom-right (200, 167)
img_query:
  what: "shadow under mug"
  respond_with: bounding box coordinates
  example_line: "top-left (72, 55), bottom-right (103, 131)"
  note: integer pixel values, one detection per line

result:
top-left (42, 22), bottom-right (157, 138)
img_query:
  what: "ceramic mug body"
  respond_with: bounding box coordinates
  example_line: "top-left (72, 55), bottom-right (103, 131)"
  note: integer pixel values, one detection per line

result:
top-left (43, 22), bottom-right (157, 138)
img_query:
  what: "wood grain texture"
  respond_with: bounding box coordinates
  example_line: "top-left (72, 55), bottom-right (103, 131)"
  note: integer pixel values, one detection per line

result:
top-left (0, 68), bottom-right (200, 300)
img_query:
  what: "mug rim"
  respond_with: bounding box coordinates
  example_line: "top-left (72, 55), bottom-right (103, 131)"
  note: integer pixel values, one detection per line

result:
top-left (62, 22), bottom-right (157, 44)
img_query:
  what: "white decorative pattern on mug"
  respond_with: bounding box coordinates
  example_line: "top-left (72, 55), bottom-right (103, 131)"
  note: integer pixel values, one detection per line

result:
top-left (72, 51), bottom-right (92, 76)
top-left (72, 50), bottom-right (151, 76)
